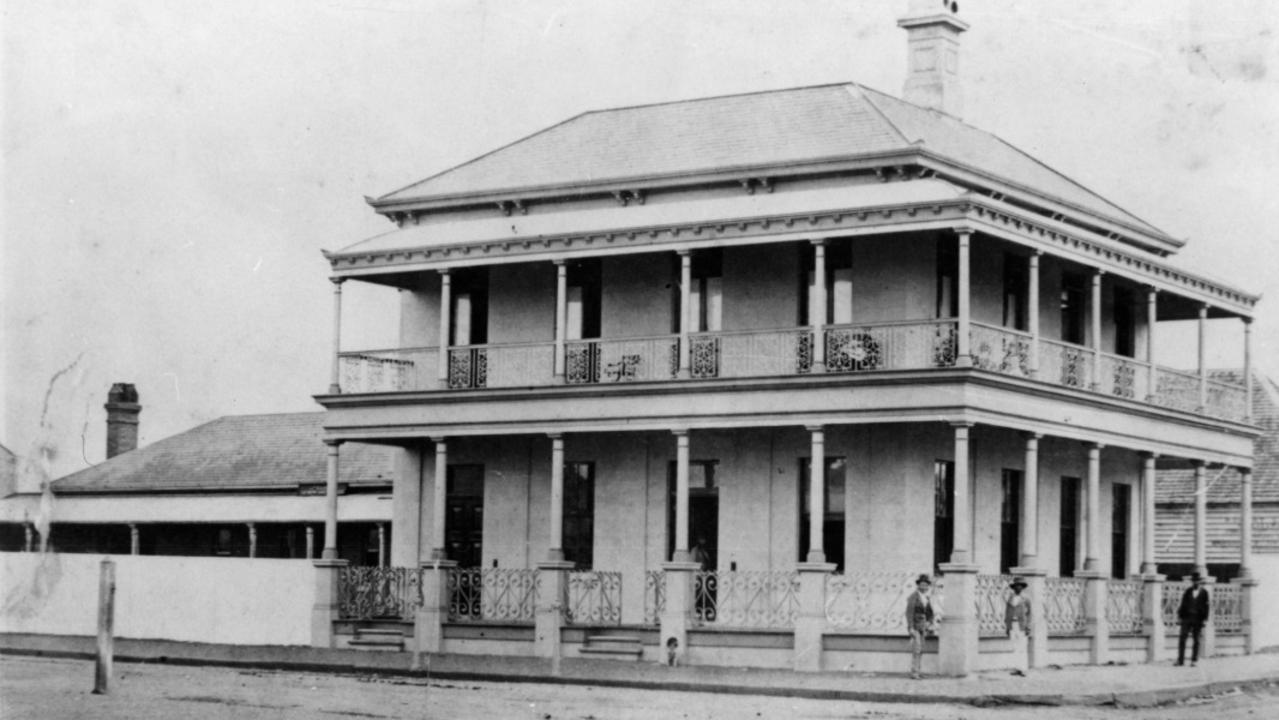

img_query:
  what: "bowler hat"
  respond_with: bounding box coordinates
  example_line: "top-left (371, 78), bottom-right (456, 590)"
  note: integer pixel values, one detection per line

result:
top-left (1190, 572), bottom-right (1204, 583)
top-left (915, 574), bottom-right (932, 586)
top-left (1009, 577), bottom-right (1028, 590)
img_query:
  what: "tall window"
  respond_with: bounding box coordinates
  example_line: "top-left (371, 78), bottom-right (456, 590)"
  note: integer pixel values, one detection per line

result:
top-left (800, 242), bottom-right (853, 325)
top-left (450, 268), bottom-right (489, 345)
top-left (1059, 476), bottom-right (1080, 576)
top-left (666, 461), bottom-right (719, 567)
top-left (1060, 273), bottom-right (1086, 346)
top-left (936, 238), bottom-right (958, 319)
top-left (566, 259), bottom-right (601, 340)
top-left (798, 457), bottom-right (847, 571)
top-left (446, 465), bottom-right (485, 569)
top-left (934, 460), bottom-right (955, 571)
top-left (563, 462), bottom-right (595, 569)
top-left (1112, 483), bottom-right (1131, 579)
top-left (1001, 469), bottom-right (1023, 574)
top-left (673, 250), bottom-right (723, 332)
top-left (1003, 254), bottom-right (1029, 331)
top-left (1113, 287), bottom-right (1135, 358)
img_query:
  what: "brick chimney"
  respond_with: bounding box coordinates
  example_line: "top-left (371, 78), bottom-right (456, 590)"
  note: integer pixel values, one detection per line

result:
top-left (898, 0), bottom-right (969, 117)
top-left (105, 383), bottom-right (141, 458)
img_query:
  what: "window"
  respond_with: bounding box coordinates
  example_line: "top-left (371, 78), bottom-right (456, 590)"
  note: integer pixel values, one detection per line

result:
top-left (446, 464), bottom-right (484, 569)
top-left (1112, 483), bottom-right (1131, 579)
top-left (1059, 476), bottom-right (1080, 576)
top-left (800, 242), bottom-right (853, 325)
top-left (673, 250), bottom-right (723, 332)
top-left (934, 460), bottom-right (955, 571)
top-left (1001, 469), bottom-right (1022, 574)
top-left (566, 259), bottom-right (601, 340)
top-left (798, 457), bottom-right (847, 571)
top-left (1060, 273), bottom-right (1086, 345)
top-left (1003, 254), bottom-right (1029, 331)
top-left (1114, 287), bottom-right (1135, 358)
top-left (563, 462), bottom-right (595, 569)
top-left (450, 268), bottom-right (489, 345)
top-left (936, 238), bottom-right (958, 319)
top-left (666, 461), bottom-right (719, 567)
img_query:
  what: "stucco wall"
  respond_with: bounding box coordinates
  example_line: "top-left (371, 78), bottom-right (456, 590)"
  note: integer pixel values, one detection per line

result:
top-left (488, 262), bottom-right (555, 344)
top-left (399, 273), bottom-right (440, 347)
top-left (722, 244), bottom-right (799, 330)
top-left (602, 254), bottom-right (672, 337)
top-left (0, 552), bottom-right (316, 646)
top-left (849, 233), bottom-right (937, 323)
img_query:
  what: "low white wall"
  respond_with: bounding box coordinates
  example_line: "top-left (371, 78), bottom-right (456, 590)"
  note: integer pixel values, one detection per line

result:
top-left (0, 551), bottom-right (316, 646)
top-left (1251, 555), bottom-right (1279, 651)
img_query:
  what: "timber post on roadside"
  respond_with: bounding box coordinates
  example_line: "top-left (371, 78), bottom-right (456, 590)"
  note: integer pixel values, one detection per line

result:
top-left (92, 558), bottom-right (116, 695)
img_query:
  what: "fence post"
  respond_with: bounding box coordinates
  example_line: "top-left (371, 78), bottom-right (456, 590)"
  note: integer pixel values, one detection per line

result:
top-left (415, 560), bottom-right (456, 657)
top-left (794, 563), bottom-right (835, 672)
top-left (1235, 576), bottom-right (1256, 655)
top-left (937, 564), bottom-right (978, 676)
top-left (659, 561), bottom-right (700, 666)
top-left (311, 558), bottom-right (349, 648)
top-left (91, 559), bottom-right (116, 695)
top-left (1142, 572), bottom-right (1166, 662)
top-left (535, 561), bottom-right (574, 667)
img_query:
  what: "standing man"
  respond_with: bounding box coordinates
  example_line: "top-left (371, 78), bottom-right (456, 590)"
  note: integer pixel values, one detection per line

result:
top-left (905, 574), bottom-right (935, 679)
top-left (1176, 572), bottom-right (1211, 667)
top-left (1004, 577), bottom-right (1030, 675)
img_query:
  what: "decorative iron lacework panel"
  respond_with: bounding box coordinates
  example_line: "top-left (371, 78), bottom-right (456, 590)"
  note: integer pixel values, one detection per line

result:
top-left (975, 574), bottom-right (1017, 637)
top-left (565, 571), bottom-right (622, 626)
top-left (1106, 580), bottom-right (1145, 635)
top-left (824, 321), bottom-right (957, 373)
top-left (1206, 380), bottom-right (1248, 422)
top-left (338, 566), bottom-right (421, 621)
top-left (565, 337), bottom-right (678, 383)
top-left (1043, 577), bottom-right (1087, 636)
top-left (447, 568), bottom-right (537, 624)
top-left (643, 570), bottom-right (665, 627)
top-left (1162, 581), bottom-right (1190, 628)
top-left (704, 329), bottom-right (812, 378)
top-left (1098, 354), bottom-right (1144, 400)
top-left (970, 326), bottom-right (1031, 379)
top-left (689, 335), bottom-right (721, 378)
top-left (692, 571), bottom-right (800, 629)
top-left (447, 348), bottom-right (487, 389)
top-left (825, 571), bottom-right (924, 634)
top-left (1213, 583), bottom-right (1243, 634)
top-left (1154, 369), bottom-right (1199, 413)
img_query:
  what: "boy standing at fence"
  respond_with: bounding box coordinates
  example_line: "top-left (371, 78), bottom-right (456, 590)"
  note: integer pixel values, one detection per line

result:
top-left (905, 574), bottom-right (935, 679)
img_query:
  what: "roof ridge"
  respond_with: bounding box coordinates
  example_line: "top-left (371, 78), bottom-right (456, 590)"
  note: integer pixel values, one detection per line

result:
top-left (849, 83), bottom-right (913, 145)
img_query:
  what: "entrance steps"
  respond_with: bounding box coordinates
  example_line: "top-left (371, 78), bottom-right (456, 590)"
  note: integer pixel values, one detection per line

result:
top-left (348, 626), bottom-right (407, 652)
top-left (579, 633), bottom-right (643, 660)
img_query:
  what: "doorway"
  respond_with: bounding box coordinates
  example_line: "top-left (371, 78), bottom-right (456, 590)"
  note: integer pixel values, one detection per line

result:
top-left (446, 464), bottom-right (484, 568)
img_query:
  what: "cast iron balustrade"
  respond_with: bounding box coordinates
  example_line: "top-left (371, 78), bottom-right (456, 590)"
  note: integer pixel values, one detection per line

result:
top-left (339, 348), bottom-right (435, 393)
top-left (1153, 369), bottom-right (1200, 414)
top-left (565, 335), bottom-right (679, 384)
top-left (825, 570), bottom-right (929, 633)
top-left (1206, 379), bottom-right (1248, 421)
top-left (1039, 338), bottom-right (1092, 389)
top-left (692, 570), bottom-right (800, 629)
top-left (446, 568), bottom-right (537, 624)
top-left (447, 342), bottom-right (555, 389)
top-left (970, 323), bottom-right (1032, 379)
top-left (974, 574), bottom-right (1018, 637)
top-left (1043, 577), bottom-right (1088, 636)
top-left (1213, 583), bottom-right (1243, 634)
top-left (826, 320), bottom-right (958, 373)
top-left (565, 571), bottom-right (623, 625)
top-left (1162, 580), bottom-right (1190, 628)
top-left (1106, 579), bottom-right (1145, 635)
top-left (1097, 352), bottom-right (1147, 400)
top-left (337, 566), bottom-right (422, 621)
top-left (643, 570), bottom-right (666, 627)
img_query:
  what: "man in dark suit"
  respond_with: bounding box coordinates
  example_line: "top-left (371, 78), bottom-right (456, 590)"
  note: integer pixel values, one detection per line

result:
top-left (1176, 572), bottom-right (1210, 666)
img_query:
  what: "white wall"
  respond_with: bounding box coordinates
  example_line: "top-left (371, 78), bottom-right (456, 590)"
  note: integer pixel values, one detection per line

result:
top-left (0, 552), bottom-right (316, 646)
top-left (1250, 554), bottom-right (1279, 651)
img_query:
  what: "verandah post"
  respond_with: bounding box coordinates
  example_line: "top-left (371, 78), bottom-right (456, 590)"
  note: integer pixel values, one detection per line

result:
top-left (937, 422), bottom-right (978, 677)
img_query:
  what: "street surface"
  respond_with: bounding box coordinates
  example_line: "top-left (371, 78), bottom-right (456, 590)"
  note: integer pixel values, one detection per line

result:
top-left (1, 655), bottom-right (1276, 719)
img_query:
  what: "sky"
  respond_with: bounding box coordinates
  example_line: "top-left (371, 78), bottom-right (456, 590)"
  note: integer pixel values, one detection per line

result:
top-left (2, 0), bottom-right (1278, 487)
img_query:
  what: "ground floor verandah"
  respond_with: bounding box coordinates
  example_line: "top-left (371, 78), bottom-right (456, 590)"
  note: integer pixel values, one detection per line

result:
top-left (311, 419), bottom-right (1258, 674)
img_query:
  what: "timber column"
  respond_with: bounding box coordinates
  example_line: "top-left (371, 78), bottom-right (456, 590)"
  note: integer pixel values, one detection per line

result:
top-left (312, 440), bottom-right (349, 648)
top-left (1011, 432), bottom-right (1047, 667)
top-left (536, 434), bottom-right (574, 666)
top-left (1078, 442), bottom-right (1109, 665)
top-left (416, 437), bottom-right (454, 657)
top-left (660, 429), bottom-right (700, 666)
top-left (938, 422), bottom-right (978, 676)
top-left (794, 425), bottom-right (836, 672)
top-left (1139, 452), bottom-right (1166, 662)
top-left (1236, 467), bottom-right (1257, 654)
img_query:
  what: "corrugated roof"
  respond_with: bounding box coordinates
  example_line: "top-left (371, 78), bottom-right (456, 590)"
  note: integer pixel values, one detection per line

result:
top-left (1157, 372), bottom-right (1279, 504)
top-left (53, 413), bottom-right (396, 493)
top-left (378, 82), bottom-right (1166, 240)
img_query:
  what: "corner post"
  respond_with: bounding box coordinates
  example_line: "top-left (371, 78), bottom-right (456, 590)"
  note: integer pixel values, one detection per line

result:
top-left (329, 278), bottom-right (345, 394)
top-left (1079, 442), bottom-right (1107, 665)
top-left (322, 440), bottom-right (342, 560)
top-left (1027, 251), bottom-right (1041, 377)
top-left (415, 558), bottom-right (456, 656)
top-left (554, 260), bottom-right (567, 383)
top-left (677, 251), bottom-right (692, 379)
top-left (811, 239), bottom-right (828, 373)
top-left (1142, 570), bottom-right (1167, 662)
top-left (955, 230), bottom-right (972, 367)
top-left (437, 269), bottom-right (452, 389)
top-left (312, 555), bottom-right (349, 648)
top-left (795, 561), bottom-right (835, 672)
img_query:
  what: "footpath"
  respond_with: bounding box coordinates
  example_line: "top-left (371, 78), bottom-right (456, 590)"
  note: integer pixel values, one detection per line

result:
top-left (2, 632), bottom-right (1277, 708)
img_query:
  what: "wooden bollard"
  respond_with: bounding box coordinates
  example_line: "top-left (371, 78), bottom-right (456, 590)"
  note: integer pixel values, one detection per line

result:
top-left (92, 559), bottom-right (115, 695)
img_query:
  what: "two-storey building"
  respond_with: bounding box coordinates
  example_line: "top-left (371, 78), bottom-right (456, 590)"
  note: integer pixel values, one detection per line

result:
top-left (312, 1), bottom-right (1260, 674)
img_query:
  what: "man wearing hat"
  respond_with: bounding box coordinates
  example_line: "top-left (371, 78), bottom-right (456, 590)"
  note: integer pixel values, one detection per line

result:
top-left (1005, 577), bottom-right (1031, 674)
top-left (904, 574), bottom-right (935, 679)
top-left (1176, 572), bottom-right (1211, 666)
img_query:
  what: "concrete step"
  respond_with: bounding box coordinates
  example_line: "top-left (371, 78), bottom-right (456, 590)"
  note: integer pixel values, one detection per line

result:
top-left (581, 635), bottom-right (643, 660)
top-left (349, 627), bottom-right (406, 651)
top-left (354, 628), bottom-right (407, 639)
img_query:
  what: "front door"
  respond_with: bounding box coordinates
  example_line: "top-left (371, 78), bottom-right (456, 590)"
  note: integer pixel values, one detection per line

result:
top-left (446, 464), bottom-right (484, 568)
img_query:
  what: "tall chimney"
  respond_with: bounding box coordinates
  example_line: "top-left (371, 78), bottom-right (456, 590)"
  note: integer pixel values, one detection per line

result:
top-left (898, 0), bottom-right (968, 117)
top-left (105, 383), bottom-right (141, 458)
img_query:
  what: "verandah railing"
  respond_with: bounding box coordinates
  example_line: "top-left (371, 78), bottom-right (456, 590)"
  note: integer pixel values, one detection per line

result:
top-left (692, 571), bottom-right (801, 629)
top-left (826, 320), bottom-right (957, 372)
top-left (1213, 583), bottom-right (1243, 634)
top-left (1043, 577), bottom-right (1087, 636)
top-left (974, 574), bottom-right (1017, 637)
top-left (447, 568), bottom-right (538, 624)
top-left (339, 348), bottom-right (436, 393)
top-left (825, 571), bottom-right (937, 634)
top-left (566, 335), bottom-right (679, 384)
top-left (1106, 579), bottom-right (1145, 635)
top-left (338, 566), bottom-right (422, 621)
top-left (565, 571), bottom-right (623, 625)
top-left (970, 324), bottom-right (1031, 379)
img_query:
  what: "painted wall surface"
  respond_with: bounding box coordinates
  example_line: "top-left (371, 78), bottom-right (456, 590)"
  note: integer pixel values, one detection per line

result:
top-left (399, 273), bottom-right (440, 347)
top-left (488, 262), bottom-right (555, 344)
top-left (848, 233), bottom-right (937, 323)
top-left (722, 243), bottom-right (798, 331)
top-left (1250, 554), bottom-right (1279, 650)
top-left (391, 446), bottom-right (423, 568)
top-left (601, 254), bottom-right (672, 337)
top-left (0, 552), bottom-right (316, 646)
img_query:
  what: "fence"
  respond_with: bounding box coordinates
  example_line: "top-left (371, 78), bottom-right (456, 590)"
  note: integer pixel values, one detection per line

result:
top-left (644, 570), bottom-right (666, 626)
top-left (338, 566), bottom-right (421, 621)
top-left (1106, 580), bottom-right (1145, 635)
top-left (974, 574), bottom-right (1017, 637)
top-left (825, 571), bottom-right (925, 634)
top-left (565, 571), bottom-right (622, 626)
top-left (1162, 581), bottom-right (1190, 628)
top-left (692, 571), bottom-right (800, 629)
top-left (1043, 577), bottom-right (1087, 636)
top-left (446, 568), bottom-right (538, 624)
top-left (1213, 583), bottom-right (1243, 634)
top-left (970, 324), bottom-right (1032, 379)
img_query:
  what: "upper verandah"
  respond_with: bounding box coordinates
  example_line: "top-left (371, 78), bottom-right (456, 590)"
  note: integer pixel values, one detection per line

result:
top-left (364, 82), bottom-right (1175, 254)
